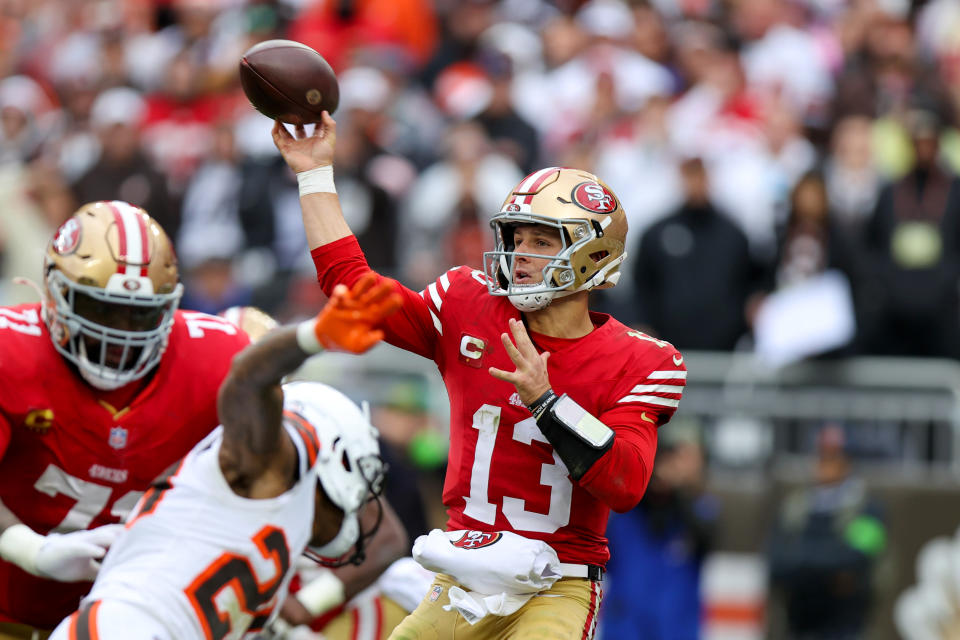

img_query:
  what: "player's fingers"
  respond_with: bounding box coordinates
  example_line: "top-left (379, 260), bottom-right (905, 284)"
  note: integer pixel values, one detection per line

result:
top-left (328, 283), bottom-right (349, 308)
top-left (320, 110), bottom-right (337, 133)
top-left (272, 120), bottom-right (290, 140)
top-left (357, 329), bottom-right (384, 351)
top-left (509, 318), bottom-right (539, 359)
top-left (84, 524), bottom-right (123, 547)
top-left (500, 332), bottom-right (524, 365)
top-left (73, 542), bottom-right (107, 560)
top-left (349, 272), bottom-right (377, 300)
top-left (294, 123), bottom-right (307, 140)
top-left (488, 367), bottom-right (516, 383)
top-left (358, 279), bottom-right (396, 307)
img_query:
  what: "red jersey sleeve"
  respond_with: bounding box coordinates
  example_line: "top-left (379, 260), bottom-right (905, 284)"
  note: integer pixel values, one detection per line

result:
top-left (578, 349), bottom-right (687, 512)
top-left (311, 236), bottom-right (454, 362)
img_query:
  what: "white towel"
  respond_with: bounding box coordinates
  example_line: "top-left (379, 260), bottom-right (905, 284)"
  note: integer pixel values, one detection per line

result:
top-left (412, 529), bottom-right (562, 624)
top-left (445, 586), bottom-right (537, 625)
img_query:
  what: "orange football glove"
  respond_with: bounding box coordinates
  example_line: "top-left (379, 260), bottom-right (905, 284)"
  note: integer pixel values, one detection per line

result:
top-left (312, 272), bottom-right (402, 353)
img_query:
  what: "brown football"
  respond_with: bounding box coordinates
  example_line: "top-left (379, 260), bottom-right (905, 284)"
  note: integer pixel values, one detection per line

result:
top-left (239, 39), bottom-right (339, 125)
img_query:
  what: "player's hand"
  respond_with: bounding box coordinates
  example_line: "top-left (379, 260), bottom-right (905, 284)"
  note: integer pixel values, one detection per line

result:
top-left (313, 272), bottom-right (402, 353)
top-left (35, 524), bottom-right (124, 582)
top-left (272, 111), bottom-right (336, 173)
top-left (488, 317), bottom-right (552, 406)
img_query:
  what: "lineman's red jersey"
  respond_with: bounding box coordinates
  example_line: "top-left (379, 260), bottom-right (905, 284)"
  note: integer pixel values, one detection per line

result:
top-left (0, 304), bottom-right (250, 628)
top-left (312, 237), bottom-right (686, 567)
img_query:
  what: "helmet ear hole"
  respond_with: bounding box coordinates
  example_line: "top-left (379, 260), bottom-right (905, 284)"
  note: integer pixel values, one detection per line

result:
top-left (590, 250), bottom-right (609, 263)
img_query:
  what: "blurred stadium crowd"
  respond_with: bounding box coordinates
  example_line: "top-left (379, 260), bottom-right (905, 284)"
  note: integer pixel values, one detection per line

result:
top-left (1, 0), bottom-right (960, 363)
top-left (3, 1), bottom-right (960, 638)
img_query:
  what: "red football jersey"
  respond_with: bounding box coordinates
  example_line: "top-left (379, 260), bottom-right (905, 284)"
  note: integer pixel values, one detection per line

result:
top-left (312, 238), bottom-right (686, 567)
top-left (0, 304), bottom-right (250, 628)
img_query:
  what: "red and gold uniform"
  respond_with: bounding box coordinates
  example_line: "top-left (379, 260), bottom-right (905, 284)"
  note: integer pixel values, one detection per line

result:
top-left (313, 246), bottom-right (684, 566)
top-left (0, 305), bottom-right (249, 629)
top-left (307, 166), bottom-right (687, 640)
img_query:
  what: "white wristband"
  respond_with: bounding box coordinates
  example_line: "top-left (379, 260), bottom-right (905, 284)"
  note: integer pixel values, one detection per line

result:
top-left (0, 524), bottom-right (44, 576)
top-left (296, 318), bottom-right (323, 354)
top-left (295, 570), bottom-right (345, 617)
top-left (297, 165), bottom-right (335, 197)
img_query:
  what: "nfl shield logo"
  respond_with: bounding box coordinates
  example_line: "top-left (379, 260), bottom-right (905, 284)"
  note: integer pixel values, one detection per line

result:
top-left (109, 426), bottom-right (128, 449)
top-left (429, 585), bottom-right (443, 602)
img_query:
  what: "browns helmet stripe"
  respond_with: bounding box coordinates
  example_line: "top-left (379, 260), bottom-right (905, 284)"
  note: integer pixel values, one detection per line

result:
top-left (284, 410), bottom-right (320, 468)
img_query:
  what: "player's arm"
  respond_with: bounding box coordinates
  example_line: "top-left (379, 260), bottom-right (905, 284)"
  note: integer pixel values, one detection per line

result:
top-left (218, 274), bottom-right (401, 497)
top-left (280, 499), bottom-right (409, 626)
top-left (271, 112), bottom-right (349, 251)
top-left (272, 113), bottom-right (445, 361)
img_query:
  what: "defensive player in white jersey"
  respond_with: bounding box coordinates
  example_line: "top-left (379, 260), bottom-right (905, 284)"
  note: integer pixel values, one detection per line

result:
top-left (48, 273), bottom-right (403, 640)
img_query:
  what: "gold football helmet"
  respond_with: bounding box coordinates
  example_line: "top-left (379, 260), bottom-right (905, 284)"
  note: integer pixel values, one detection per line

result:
top-left (218, 306), bottom-right (278, 342)
top-left (43, 201), bottom-right (184, 390)
top-left (482, 167), bottom-right (628, 311)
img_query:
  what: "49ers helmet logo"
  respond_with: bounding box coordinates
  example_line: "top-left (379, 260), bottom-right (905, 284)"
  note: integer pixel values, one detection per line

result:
top-left (52, 218), bottom-right (81, 255)
top-left (452, 531), bottom-right (502, 549)
top-left (572, 182), bottom-right (617, 214)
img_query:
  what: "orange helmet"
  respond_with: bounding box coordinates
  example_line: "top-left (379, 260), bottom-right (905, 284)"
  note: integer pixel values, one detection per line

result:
top-left (482, 167), bottom-right (628, 311)
top-left (44, 201), bottom-right (183, 389)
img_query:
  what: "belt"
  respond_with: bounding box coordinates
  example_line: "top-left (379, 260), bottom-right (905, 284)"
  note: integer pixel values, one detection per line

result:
top-left (558, 563), bottom-right (604, 581)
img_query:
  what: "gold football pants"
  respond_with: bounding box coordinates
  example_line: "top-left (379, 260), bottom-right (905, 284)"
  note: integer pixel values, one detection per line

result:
top-left (387, 574), bottom-right (602, 640)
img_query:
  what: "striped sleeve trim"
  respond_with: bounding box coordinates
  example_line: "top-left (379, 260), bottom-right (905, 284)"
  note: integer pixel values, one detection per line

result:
top-left (618, 394), bottom-right (680, 407)
top-left (618, 369), bottom-right (686, 407)
top-left (647, 370), bottom-right (687, 380)
top-left (417, 266), bottom-right (473, 336)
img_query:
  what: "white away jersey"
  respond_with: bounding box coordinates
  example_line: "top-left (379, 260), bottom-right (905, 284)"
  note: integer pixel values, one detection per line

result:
top-left (86, 420), bottom-right (323, 640)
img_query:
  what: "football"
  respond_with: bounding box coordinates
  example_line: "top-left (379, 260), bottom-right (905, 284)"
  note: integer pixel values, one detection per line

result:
top-left (239, 39), bottom-right (339, 125)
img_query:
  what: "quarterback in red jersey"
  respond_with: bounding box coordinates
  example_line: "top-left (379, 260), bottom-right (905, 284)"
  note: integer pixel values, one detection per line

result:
top-left (273, 113), bottom-right (686, 640)
top-left (0, 201), bottom-right (250, 637)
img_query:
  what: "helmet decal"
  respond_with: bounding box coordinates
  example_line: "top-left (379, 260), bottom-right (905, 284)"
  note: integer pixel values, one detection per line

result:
top-left (572, 182), bottom-right (617, 214)
top-left (52, 219), bottom-right (81, 256)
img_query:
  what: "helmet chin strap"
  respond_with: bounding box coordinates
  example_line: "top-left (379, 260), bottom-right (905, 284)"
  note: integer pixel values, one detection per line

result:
top-left (308, 511), bottom-right (359, 560)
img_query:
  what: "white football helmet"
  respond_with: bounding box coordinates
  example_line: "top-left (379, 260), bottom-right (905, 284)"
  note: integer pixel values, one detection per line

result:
top-left (43, 201), bottom-right (183, 390)
top-left (482, 167), bottom-right (628, 311)
top-left (281, 381), bottom-right (385, 567)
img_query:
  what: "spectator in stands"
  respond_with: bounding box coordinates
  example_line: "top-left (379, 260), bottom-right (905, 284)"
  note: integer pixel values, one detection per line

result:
top-left (73, 87), bottom-right (176, 241)
top-left (633, 156), bottom-right (766, 349)
top-left (475, 50), bottom-right (540, 175)
top-left (602, 427), bottom-right (718, 640)
top-left (770, 172), bottom-right (863, 338)
top-left (824, 115), bottom-right (881, 232)
top-left (768, 425), bottom-right (887, 640)
top-left (858, 108), bottom-right (960, 358)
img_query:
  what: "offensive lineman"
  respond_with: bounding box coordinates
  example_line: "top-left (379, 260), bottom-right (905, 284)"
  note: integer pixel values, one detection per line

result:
top-left (272, 113), bottom-right (687, 640)
top-left (0, 202), bottom-right (251, 638)
top-left (50, 273), bottom-right (402, 639)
